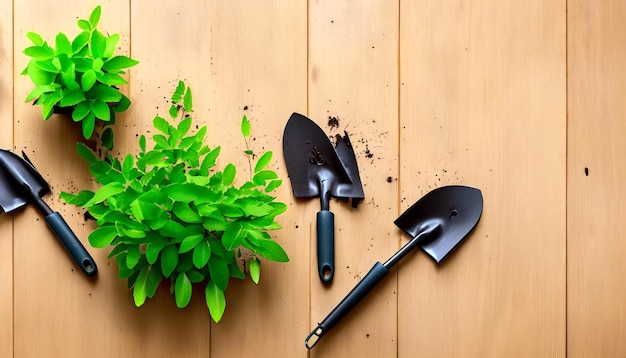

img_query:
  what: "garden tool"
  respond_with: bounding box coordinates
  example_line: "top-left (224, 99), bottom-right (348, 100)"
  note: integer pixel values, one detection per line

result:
top-left (0, 149), bottom-right (97, 276)
top-left (305, 185), bottom-right (483, 349)
top-left (283, 112), bottom-right (365, 284)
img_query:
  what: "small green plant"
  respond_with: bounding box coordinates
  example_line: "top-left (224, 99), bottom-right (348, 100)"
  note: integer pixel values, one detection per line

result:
top-left (61, 81), bottom-right (288, 322)
top-left (22, 5), bottom-right (138, 142)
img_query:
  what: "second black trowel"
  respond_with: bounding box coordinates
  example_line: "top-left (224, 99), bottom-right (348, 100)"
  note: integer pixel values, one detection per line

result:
top-left (305, 185), bottom-right (483, 349)
top-left (0, 149), bottom-right (97, 276)
top-left (283, 112), bottom-right (365, 283)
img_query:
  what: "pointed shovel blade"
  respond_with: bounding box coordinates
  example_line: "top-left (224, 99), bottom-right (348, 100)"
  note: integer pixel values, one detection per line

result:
top-left (0, 149), bottom-right (50, 213)
top-left (394, 185), bottom-right (483, 263)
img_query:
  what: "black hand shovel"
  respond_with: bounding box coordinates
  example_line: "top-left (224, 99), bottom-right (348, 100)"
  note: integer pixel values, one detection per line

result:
top-left (283, 113), bottom-right (365, 284)
top-left (0, 149), bottom-right (97, 276)
top-left (305, 185), bottom-right (483, 349)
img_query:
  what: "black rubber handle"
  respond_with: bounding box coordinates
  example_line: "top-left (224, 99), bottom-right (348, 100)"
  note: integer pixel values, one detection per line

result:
top-left (317, 210), bottom-right (334, 283)
top-left (305, 261), bottom-right (389, 349)
top-left (45, 212), bottom-right (98, 276)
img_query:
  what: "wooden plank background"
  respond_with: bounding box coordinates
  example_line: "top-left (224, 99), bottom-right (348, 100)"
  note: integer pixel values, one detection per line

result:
top-left (0, 1), bottom-right (624, 357)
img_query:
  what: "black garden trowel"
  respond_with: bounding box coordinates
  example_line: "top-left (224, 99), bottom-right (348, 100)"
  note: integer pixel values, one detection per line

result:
top-left (0, 149), bottom-right (97, 276)
top-left (305, 185), bottom-right (483, 349)
top-left (283, 112), bottom-right (365, 284)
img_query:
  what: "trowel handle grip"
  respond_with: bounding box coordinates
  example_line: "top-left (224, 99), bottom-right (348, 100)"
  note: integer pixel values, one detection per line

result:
top-left (305, 261), bottom-right (389, 349)
top-left (45, 212), bottom-right (98, 276)
top-left (317, 210), bottom-right (335, 283)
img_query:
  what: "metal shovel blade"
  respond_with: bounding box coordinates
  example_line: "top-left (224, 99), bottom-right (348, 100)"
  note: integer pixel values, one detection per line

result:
top-left (305, 185), bottom-right (483, 349)
top-left (394, 185), bottom-right (484, 263)
top-left (0, 149), bottom-right (97, 276)
top-left (283, 112), bottom-right (352, 200)
top-left (0, 150), bottom-right (49, 213)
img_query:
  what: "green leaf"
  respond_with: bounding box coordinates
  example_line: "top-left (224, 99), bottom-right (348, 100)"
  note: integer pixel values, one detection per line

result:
top-left (72, 31), bottom-right (90, 53)
top-left (23, 46), bottom-right (55, 59)
top-left (164, 183), bottom-right (217, 204)
top-left (82, 112), bottom-right (96, 139)
top-left (173, 202), bottom-right (203, 223)
top-left (254, 151), bottom-right (273, 173)
top-left (77, 19), bottom-right (91, 31)
top-left (55, 32), bottom-right (73, 55)
top-left (81, 69), bottom-right (97, 91)
top-left (222, 164), bottom-right (236, 186)
top-left (145, 241), bottom-right (165, 264)
top-left (183, 86), bottom-right (193, 112)
top-left (160, 244), bottom-right (179, 278)
top-left (158, 220), bottom-right (186, 239)
top-left (177, 117), bottom-right (192, 137)
top-left (92, 58), bottom-right (104, 71)
top-left (126, 244), bottom-right (141, 269)
top-left (249, 257), bottom-right (261, 284)
top-left (209, 256), bottom-right (229, 291)
top-left (168, 105), bottom-right (179, 119)
top-left (133, 265), bottom-right (161, 307)
top-left (138, 151), bottom-right (165, 168)
top-left (178, 234), bottom-right (204, 254)
top-left (241, 115), bottom-right (251, 137)
top-left (104, 33), bottom-right (119, 58)
top-left (61, 68), bottom-right (80, 90)
top-left (175, 273), bottom-right (193, 308)
top-left (229, 261), bottom-right (246, 280)
top-left (26, 60), bottom-right (56, 86)
top-left (88, 226), bottom-right (118, 248)
top-left (91, 99), bottom-right (110, 121)
top-left (59, 89), bottom-right (86, 107)
top-left (86, 182), bottom-right (125, 206)
top-left (192, 241), bottom-right (211, 269)
top-left (26, 32), bottom-right (44, 46)
top-left (102, 127), bottom-right (114, 151)
top-left (248, 237), bottom-right (289, 262)
top-left (253, 170), bottom-right (278, 186)
top-left (172, 81), bottom-right (185, 103)
top-left (90, 29), bottom-right (107, 58)
top-left (75, 142), bottom-right (98, 163)
top-left (139, 135), bottom-right (147, 153)
top-left (102, 55), bottom-right (139, 71)
top-left (121, 154), bottom-right (134, 180)
top-left (205, 280), bottom-right (226, 323)
top-left (153, 116), bottom-right (170, 134)
top-left (265, 179), bottom-right (282, 192)
top-left (25, 84), bottom-right (57, 102)
top-left (88, 84), bottom-right (122, 102)
top-left (200, 146), bottom-right (221, 174)
top-left (97, 72), bottom-right (127, 86)
top-left (89, 6), bottom-right (102, 28)
top-left (222, 222), bottom-right (243, 251)
top-left (133, 267), bottom-right (149, 306)
top-left (113, 94), bottom-right (131, 112)
top-left (60, 190), bottom-right (94, 206)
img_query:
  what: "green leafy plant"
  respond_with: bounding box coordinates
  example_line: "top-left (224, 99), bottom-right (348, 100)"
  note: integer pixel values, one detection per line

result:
top-left (61, 81), bottom-right (288, 322)
top-left (22, 5), bottom-right (138, 142)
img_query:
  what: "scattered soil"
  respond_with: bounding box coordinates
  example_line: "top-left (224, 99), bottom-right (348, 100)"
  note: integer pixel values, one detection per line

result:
top-left (327, 116), bottom-right (339, 129)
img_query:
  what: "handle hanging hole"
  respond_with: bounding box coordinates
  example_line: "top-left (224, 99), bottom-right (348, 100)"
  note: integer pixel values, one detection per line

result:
top-left (448, 209), bottom-right (458, 218)
top-left (322, 265), bottom-right (333, 281)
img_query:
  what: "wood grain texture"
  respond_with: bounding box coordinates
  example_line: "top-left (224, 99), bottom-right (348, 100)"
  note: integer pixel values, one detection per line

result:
top-left (308, 1), bottom-right (400, 356)
top-left (0, 0), bottom-right (13, 355)
top-left (568, 1), bottom-right (626, 356)
top-left (399, 1), bottom-right (566, 356)
top-left (1, 1), bottom-right (625, 357)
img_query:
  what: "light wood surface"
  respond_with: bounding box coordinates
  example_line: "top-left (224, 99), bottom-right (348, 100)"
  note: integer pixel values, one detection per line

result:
top-left (568, 1), bottom-right (626, 357)
top-left (0, 1), bottom-right (624, 357)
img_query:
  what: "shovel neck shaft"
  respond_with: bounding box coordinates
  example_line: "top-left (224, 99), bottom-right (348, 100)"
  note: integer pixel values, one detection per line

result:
top-left (383, 223), bottom-right (441, 270)
top-left (28, 189), bottom-right (53, 216)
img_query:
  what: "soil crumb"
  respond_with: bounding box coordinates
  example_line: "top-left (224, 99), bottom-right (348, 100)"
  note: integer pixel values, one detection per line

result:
top-left (328, 116), bottom-right (339, 129)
